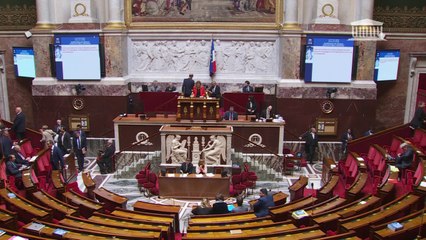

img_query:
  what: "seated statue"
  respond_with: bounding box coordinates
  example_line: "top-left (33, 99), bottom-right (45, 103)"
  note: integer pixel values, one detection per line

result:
top-left (170, 135), bottom-right (187, 163)
top-left (201, 135), bottom-right (225, 165)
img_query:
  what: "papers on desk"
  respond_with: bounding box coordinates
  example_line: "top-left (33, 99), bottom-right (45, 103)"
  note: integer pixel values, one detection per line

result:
top-left (7, 193), bottom-right (16, 199)
top-left (359, 201), bottom-right (367, 205)
top-left (0, 230), bottom-right (5, 237)
top-left (292, 209), bottom-right (309, 219)
top-left (206, 173), bottom-right (214, 177)
top-left (53, 228), bottom-right (68, 236)
top-left (167, 174), bottom-right (175, 177)
top-left (195, 174), bottom-right (204, 178)
top-left (390, 166), bottom-right (399, 173)
top-left (387, 222), bottom-right (403, 231)
top-left (26, 222), bottom-right (45, 231)
top-left (420, 181), bottom-right (426, 188)
top-left (179, 174), bottom-right (188, 177)
top-left (9, 236), bottom-right (29, 240)
top-left (230, 229), bottom-right (242, 234)
top-left (330, 164), bottom-right (336, 169)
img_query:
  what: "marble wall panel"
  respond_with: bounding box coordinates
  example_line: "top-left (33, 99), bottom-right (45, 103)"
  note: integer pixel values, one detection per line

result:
top-left (281, 35), bottom-right (301, 79)
top-left (32, 34), bottom-right (53, 78)
top-left (32, 84), bottom-right (129, 96)
top-left (277, 85), bottom-right (376, 99)
top-left (104, 34), bottom-right (126, 77)
top-left (356, 41), bottom-right (376, 81)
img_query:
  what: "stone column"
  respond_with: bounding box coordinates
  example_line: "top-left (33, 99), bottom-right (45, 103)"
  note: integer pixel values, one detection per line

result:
top-left (105, 0), bottom-right (126, 29)
top-left (356, 0), bottom-right (374, 20)
top-left (35, 0), bottom-right (55, 29)
top-left (283, 0), bottom-right (299, 29)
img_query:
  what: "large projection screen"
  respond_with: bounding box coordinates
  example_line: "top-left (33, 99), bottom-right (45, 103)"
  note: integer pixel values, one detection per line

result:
top-left (304, 35), bottom-right (354, 83)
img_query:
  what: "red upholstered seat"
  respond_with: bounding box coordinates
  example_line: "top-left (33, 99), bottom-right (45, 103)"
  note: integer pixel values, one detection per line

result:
top-left (231, 174), bottom-right (245, 196)
top-left (142, 172), bottom-right (159, 196)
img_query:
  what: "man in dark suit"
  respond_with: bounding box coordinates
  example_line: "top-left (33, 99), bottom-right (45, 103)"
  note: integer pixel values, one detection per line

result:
top-left (252, 188), bottom-right (274, 217)
top-left (395, 143), bottom-right (414, 171)
top-left (246, 96), bottom-right (257, 116)
top-left (211, 193), bottom-right (229, 214)
top-left (97, 139), bottom-right (116, 174)
top-left (12, 107), bottom-right (26, 140)
top-left (260, 105), bottom-right (274, 119)
top-left (6, 154), bottom-right (23, 178)
top-left (242, 81), bottom-right (254, 93)
top-left (410, 101), bottom-right (425, 130)
top-left (47, 140), bottom-right (64, 170)
top-left (182, 74), bottom-right (195, 97)
top-left (300, 127), bottom-right (319, 164)
top-left (180, 159), bottom-right (193, 174)
top-left (53, 119), bottom-right (65, 134)
top-left (57, 127), bottom-right (72, 154)
top-left (208, 81), bottom-right (221, 98)
top-left (12, 145), bottom-right (30, 166)
top-left (341, 128), bottom-right (354, 154)
top-left (0, 128), bottom-right (13, 159)
top-left (73, 131), bottom-right (87, 172)
top-left (223, 106), bottom-right (238, 121)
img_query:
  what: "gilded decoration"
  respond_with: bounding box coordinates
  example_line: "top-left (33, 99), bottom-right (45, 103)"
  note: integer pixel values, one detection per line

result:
top-left (125, 0), bottom-right (283, 29)
top-left (373, 0), bottom-right (426, 33)
top-left (0, 1), bottom-right (36, 30)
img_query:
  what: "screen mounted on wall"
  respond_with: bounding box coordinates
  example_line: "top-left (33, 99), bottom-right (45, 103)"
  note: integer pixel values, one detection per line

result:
top-left (54, 34), bottom-right (101, 80)
top-left (304, 35), bottom-right (354, 83)
top-left (13, 47), bottom-right (36, 78)
top-left (374, 49), bottom-right (400, 82)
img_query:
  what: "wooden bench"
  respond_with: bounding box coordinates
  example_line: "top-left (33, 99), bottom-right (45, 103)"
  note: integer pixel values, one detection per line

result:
top-left (0, 207), bottom-right (17, 230)
top-left (51, 169), bottom-right (66, 196)
top-left (311, 195), bottom-right (381, 232)
top-left (133, 200), bottom-right (180, 232)
top-left (317, 230), bottom-right (361, 239)
top-left (32, 189), bottom-right (79, 220)
top-left (345, 172), bottom-right (368, 202)
top-left (248, 191), bottom-right (288, 207)
top-left (82, 171), bottom-right (96, 199)
top-left (0, 186), bottom-right (52, 223)
top-left (59, 215), bottom-right (162, 239)
top-left (189, 211), bottom-right (261, 225)
top-left (62, 189), bottom-right (104, 218)
top-left (338, 194), bottom-right (420, 238)
top-left (269, 195), bottom-right (318, 221)
top-left (22, 219), bottom-right (148, 240)
top-left (187, 219), bottom-right (280, 232)
top-left (111, 208), bottom-right (176, 233)
top-left (90, 212), bottom-right (173, 240)
top-left (0, 226), bottom-right (55, 240)
top-left (94, 187), bottom-right (128, 211)
top-left (289, 175), bottom-right (308, 201)
top-left (317, 175), bottom-right (339, 202)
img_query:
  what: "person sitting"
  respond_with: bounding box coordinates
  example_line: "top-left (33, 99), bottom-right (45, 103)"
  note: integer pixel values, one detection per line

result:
top-left (207, 81), bottom-right (221, 98)
top-left (164, 83), bottom-right (177, 92)
top-left (242, 80), bottom-right (254, 93)
top-left (192, 198), bottom-right (212, 215)
top-left (211, 193), bottom-right (229, 214)
top-left (223, 106), bottom-right (238, 121)
top-left (180, 159), bottom-right (194, 174)
top-left (12, 145), bottom-right (30, 166)
top-left (196, 160), bottom-right (207, 174)
top-left (191, 80), bottom-right (206, 98)
top-left (260, 105), bottom-right (274, 120)
top-left (252, 188), bottom-right (274, 217)
top-left (6, 154), bottom-right (23, 178)
top-left (246, 96), bottom-right (257, 116)
top-left (149, 80), bottom-right (162, 92)
top-left (395, 143), bottom-right (414, 180)
top-left (97, 139), bottom-right (116, 174)
top-left (232, 196), bottom-right (249, 213)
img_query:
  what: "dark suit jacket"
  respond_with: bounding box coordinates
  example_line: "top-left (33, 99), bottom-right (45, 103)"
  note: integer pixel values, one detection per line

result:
top-left (211, 201), bottom-right (230, 214)
top-left (13, 150), bottom-right (29, 166)
top-left (260, 109), bottom-right (275, 119)
top-left (410, 107), bottom-right (425, 129)
top-left (180, 162), bottom-right (194, 174)
top-left (396, 147), bottom-right (414, 169)
top-left (302, 132), bottom-right (318, 153)
top-left (12, 112), bottom-right (26, 133)
top-left (51, 146), bottom-right (65, 170)
top-left (6, 161), bottom-right (22, 178)
top-left (0, 135), bottom-right (13, 158)
top-left (246, 100), bottom-right (257, 115)
top-left (208, 85), bottom-right (221, 98)
top-left (341, 132), bottom-right (354, 144)
top-left (53, 124), bottom-right (64, 134)
top-left (72, 135), bottom-right (87, 151)
top-left (182, 78), bottom-right (195, 97)
top-left (253, 194), bottom-right (274, 217)
top-left (242, 85), bottom-right (254, 93)
top-left (102, 144), bottom-right (115, 161)
top-left (223, 111), bottom-right (238, 120)
top-left (58, 131), bottom-right (72, 153)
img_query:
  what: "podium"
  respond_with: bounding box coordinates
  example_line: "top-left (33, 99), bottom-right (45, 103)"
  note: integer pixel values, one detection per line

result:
top-left (176, 97), bottom-right (220, 121)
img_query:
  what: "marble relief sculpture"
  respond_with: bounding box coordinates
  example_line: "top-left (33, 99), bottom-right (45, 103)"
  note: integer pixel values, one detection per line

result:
top-left (201, 135), bottom-right (226, 165)
top-left (130, 40), bottom-right (276, 75)
top-left (167, 135), bottom-right (188, 163)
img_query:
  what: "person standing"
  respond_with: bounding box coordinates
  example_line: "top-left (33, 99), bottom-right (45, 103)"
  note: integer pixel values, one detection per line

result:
top-left (12, 107), bottom-right (26, 140)
top-left (252, 188), bottom-right (274, 217)
top-left (57, 127), bottom-right (72, 154)
top-left (341, 128), bottom-right (354, 154)
top-left (242, 81), bottom-right (254, 93)
top-left (300, 127), bottom-right (319, 164)
top-left (73, 131), bottom-right (87, 172)
top-left (410, 101), bottom-right (425, 130)
top-left (47, 140), bottom-right (64, 171)
top-left (0, 128), bottom-right (13, 159)
top-left (53, 119), bottom-right (64, 134)
top-left (182, 74), bottom-right (195, 97)
top-left (246, 96), bottom-right (257, 115)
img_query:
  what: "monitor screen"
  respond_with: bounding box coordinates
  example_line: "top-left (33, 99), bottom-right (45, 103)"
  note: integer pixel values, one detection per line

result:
top-left (13, 47), bottom-right (36, 78)
top-left (54, 34), bottom-right (101, 80)
top-left (374, 50), bottom-right (400, 81)
top-left (304, 35), bottom-right (354, 83)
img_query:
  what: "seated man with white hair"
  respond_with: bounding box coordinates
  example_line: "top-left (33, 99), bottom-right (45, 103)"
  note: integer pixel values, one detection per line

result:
top-left (97, 139), bottom-right (116, 174)
top-left (395, 142), bottom-right (414, 180)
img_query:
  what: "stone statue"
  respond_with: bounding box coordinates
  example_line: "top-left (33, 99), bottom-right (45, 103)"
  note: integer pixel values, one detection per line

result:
top-left (169, 135), bottom-right (188, 163)
top-left (201, 135), bottom-right (225, 165)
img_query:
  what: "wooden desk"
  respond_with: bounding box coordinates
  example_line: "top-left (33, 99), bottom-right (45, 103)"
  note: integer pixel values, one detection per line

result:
top-left (0, 187), bottom-right (51, 223)
top-left (346, 172), bottom-right (368, 202)
top-left (32, 190), bottom-right (79, 220)
top-left (189, 212), bottom-right (260, 225)
top-left (317, 175), bottom-right (339, 202)
top-left (270, 196), bottom-right (317, 221)
top-left (139, 91), bottom-right (179, 113)
top-left (0, 207), bottom-right (17, 230)
top-left (111, 209), bottom-right (176, 232)
top-left (0, 226), bottom-right (54, 240)
top-left (133, 200), bottom-right (180, 232)
top-left (248, 191), bottom-right (288, 207)
top-left (158, 174), bottom-right (229, 199)
top-left (22, 168), bottom-right (38, 196)
top-left (222, 92), bottom-right (265, 115)
top-left (177, 97), bottom-right (220, 121)
top-left (188, 219), bottom-right (277, 232)
top-left (94, 187), bottom-right (128, 210)
top-left (82, 171), bottom-right (96, 199)
top-left (51, 169), bottom-right (65, 196)
top-left (62, 189), bottom-right (104, 218)
top-left (289, 176), bottom-right (308, 201)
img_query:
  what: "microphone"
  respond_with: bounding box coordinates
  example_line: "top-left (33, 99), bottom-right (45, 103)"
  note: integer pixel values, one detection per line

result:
top-left (311, 183), bottom-right (315, 215)
top-left (311, 183), bottom-right (315, 197)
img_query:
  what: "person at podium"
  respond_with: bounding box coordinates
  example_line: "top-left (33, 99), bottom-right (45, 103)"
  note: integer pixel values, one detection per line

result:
top-left (180, 159), bottom-right (194, 174)
top-left (196, 160), bottom-right (207, 174)
top-left (242, 80), bottom-right (254, 93)
top-left (191, 80), bottom-right (206, 98)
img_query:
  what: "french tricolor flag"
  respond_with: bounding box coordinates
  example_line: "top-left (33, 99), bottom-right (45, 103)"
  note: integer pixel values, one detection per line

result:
top-left (209, 39), bottom-right (216, 77)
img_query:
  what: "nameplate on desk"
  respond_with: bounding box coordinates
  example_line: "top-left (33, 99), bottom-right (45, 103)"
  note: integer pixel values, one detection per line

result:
top-left (167, 174), bottom-right (175, 177)
top-left (230, 229), bottom-right (242, 234)
top-left (27, 222), bottom-right (45, 231)
top-left (179, 174), bottom-right (188, 177)
top-left (292, 209), bottom-right (309, 219)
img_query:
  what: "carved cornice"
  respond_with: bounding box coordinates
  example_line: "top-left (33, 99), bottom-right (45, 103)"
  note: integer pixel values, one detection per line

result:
top-left (0, 4), bottom-right (36, 30)
top-left (373, 6), bottom-right (426, 33)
